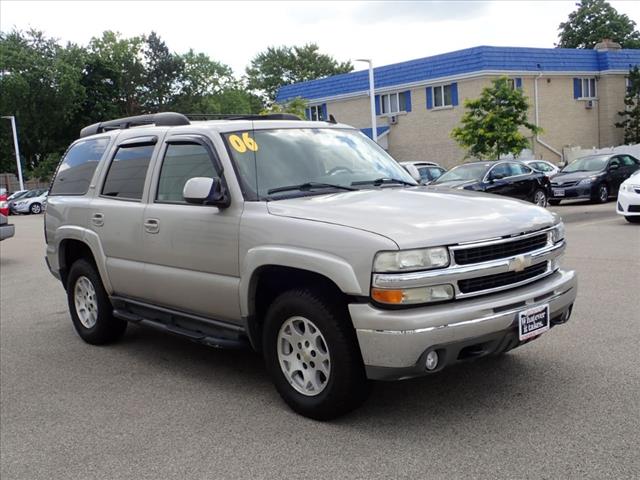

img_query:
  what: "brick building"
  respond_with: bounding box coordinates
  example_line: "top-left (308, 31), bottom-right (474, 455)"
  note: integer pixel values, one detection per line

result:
top-left (276, 42), bottom-right (640, 168)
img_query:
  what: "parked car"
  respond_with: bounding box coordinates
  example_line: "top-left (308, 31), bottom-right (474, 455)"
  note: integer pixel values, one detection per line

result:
top-left (7, 189), bottom-right (32, 214)
top-left (10, 189), bottom-right (48, 214)
top-left (430, 160), bottom-right (551, 206)
top-left (0, 188), bottom-right (8, 217)
top-left (524, 160), bottom-right (560, 178)
top-left (400, 161), bottom-right (446, 184)
top-left (616, 169), bottom-right (640, 223)
top-left (549, 154), bottom-right (640, 205)
top-left (45, 112), bottom-right (576, 419)
top-left (0, 214), bottom-right (15, 241)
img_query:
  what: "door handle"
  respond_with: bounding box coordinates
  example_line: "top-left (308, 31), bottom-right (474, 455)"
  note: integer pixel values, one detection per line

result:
top-left (91, 213), bottom-right (104, 227)
top-left (144, 218), bottom-right (160, 234)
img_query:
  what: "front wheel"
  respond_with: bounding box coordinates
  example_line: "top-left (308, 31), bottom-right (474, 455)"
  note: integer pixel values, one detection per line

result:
top-left (263, 288), bottom-right (369, 420)
top-left (66, 259), bottom-right (127, 345)
top-left (29, 203), bottom-right (42, 214)
top-left (626, 216), bottom-right (640, 224)
top-left (593, 184), bottom-right (609, 204)
top-left (532, 189), bottom-right (548, 207)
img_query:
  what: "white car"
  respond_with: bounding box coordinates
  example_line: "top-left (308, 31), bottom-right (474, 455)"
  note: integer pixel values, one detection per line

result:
top-left (524, 160), bottom-right (560, 178)
top-left (616, 170), bottom-right (640, 223)
top-left (399, 161), bottom-right (446, 184)
top-left (10, 189), bottom-right (48, 215)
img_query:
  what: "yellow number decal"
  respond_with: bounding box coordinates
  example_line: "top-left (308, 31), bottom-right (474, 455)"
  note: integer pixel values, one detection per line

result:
top-left (242, 132), bottom-right (258, 152)
top-left (229, 134), bottom-right (247, 153)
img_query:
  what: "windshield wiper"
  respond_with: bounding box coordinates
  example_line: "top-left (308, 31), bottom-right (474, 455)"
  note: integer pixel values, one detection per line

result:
top-left (351, 177), bottom-right (415, 187)
top-left (268, 182), bottom-right (358, 195)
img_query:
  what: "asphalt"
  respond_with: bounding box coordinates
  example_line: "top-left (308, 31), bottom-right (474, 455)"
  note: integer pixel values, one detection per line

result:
top-left (1, 201), bottom-right (639, 480)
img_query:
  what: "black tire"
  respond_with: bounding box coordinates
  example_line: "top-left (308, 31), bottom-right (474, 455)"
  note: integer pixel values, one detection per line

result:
top-left (66, 259), bottom-right (126, 345)
top-left (532, 189), bottom-right (548, 207)
top-left (592, 184), bottom-right (609, 204)
top-left (625, 216), bottom-right (640, 224)
top-left (263, 288), bottom-right (370, 420)
top-left (29, 202), bottom-right (42, 214)
top-left (548, 199), bottom-right (561, 206)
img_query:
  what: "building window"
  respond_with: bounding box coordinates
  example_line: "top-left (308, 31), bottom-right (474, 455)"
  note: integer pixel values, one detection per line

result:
top-left (309, 105), bottom-right (325, 121)
top-left (433, 84), bottom-right (453, 108)
top-left (580, 78), bottom-right (597, 99)
top-left (379, 92), bottom-right (407, 114)
top-left (626, 77), bottom-right (632, 93)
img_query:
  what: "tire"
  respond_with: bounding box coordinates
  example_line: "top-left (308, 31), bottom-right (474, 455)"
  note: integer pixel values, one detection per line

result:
top-left (548, 199), bottom-right (561, 206)
top-left (592, 184), bottom-right (609, 204)
top-left (625, 216), bottom-right (640, 224)
top-left (29, 203), bottom-right (42, 214)
top-left (263, 288), bottom-right (370, 420)
top-left (66, 259), bottom-right (126, 345)
top-left (532, 189), bottom-right (547, 207)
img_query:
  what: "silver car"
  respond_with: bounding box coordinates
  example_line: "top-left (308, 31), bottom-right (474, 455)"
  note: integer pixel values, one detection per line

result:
top-left (45, 112), bottom-right (577, 419)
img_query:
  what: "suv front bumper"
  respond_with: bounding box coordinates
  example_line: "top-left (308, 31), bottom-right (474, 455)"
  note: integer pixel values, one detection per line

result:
top-left (350, 269), bottom-right (576, 380)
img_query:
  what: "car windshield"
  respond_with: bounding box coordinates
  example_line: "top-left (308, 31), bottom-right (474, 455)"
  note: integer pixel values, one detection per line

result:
top-left (9, 191), bottom-right (28, 200)
top-left (433, 163), bottom-right (490, 183)
top-left (563, 155), bottom-right (610, 173)
top-left (223, 128), bottom-right (416, 199)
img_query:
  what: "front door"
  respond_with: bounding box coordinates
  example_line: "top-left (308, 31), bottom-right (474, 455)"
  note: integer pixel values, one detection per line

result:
top-left (141, 135), bottom-right (242, 324)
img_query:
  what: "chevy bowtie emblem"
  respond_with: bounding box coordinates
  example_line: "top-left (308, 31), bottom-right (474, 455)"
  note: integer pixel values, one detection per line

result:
top-left (509, 254), bottom-right (532, 272)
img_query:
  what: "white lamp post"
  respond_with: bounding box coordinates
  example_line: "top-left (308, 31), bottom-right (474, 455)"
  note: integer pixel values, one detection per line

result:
top-left (2, 116), bottom-right (24, 191)
top-left (355, 59), bottom-right (377, 143)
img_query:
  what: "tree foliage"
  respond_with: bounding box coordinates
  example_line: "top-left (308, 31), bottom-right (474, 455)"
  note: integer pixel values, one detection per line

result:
top-left (557, 0), bottom-right (640, 49)
top-left (246, 43), bottom-right (352, 103)
top-left (616, 66), bottom-right (640, 144)
top-left (261, 97), bottom-right (308, 119)
top-left (451, 77), bottom-right (541, 161)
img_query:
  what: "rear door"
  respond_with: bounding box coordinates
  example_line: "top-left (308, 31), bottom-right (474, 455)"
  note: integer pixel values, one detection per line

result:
top-left (140, 134), bottom-right (242, 323)
top-left (88, 133), bottom-right (162, 299)
top-left (508, 162), bottom-right (537, 199)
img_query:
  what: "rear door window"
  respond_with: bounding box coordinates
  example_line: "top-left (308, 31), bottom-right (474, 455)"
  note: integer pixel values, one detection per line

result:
top-left (50, 137), bottom-right (110, 195)
top-left (509, 163), bottom-right (531, 176)
top-left (102, 144), bottom-right (155, 200)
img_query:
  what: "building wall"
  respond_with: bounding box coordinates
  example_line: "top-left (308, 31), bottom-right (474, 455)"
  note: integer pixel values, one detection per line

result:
top-left (325, 72), bottom-right (630, 169)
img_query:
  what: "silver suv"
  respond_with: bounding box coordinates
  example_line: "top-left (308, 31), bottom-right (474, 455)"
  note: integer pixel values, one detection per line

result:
top-left (45, 112), bottom-right (577, 419)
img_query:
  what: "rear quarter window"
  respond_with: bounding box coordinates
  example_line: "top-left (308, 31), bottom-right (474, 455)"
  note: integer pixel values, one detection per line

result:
top-left (50, 138), bottom-right (110, 195)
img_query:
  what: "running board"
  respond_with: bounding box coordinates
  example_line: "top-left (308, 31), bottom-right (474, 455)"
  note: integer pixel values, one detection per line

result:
top-left (111, 297), bottom-right (249, 350)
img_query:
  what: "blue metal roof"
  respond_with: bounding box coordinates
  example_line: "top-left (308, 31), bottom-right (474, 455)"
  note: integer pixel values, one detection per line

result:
top-left (276, 46), bottom-right (640, 102)
top-left (360, 126), bottom-right (390, 140)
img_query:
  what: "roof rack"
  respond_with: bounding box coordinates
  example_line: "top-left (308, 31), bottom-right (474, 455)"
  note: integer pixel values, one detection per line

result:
top-left (80, 112), bottom-right (191, 138)
top-left (186, 113), bottom-right (301, 121)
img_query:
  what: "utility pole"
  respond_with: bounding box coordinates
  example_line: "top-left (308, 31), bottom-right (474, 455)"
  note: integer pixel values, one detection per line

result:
top-left (2, 116), bottom-right (24, 191)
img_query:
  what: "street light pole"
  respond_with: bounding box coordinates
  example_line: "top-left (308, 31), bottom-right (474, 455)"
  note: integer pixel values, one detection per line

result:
top-left (355, 59), bottom-right (377, 143)
top-left (2, 116), bottom-right (24, 191)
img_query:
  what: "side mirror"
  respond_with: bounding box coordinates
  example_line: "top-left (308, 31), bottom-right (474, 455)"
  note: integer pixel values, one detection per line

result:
top-left (609, 163), bottom-right (620, 171)
top-left (183, 177), bottom-right (230, 208)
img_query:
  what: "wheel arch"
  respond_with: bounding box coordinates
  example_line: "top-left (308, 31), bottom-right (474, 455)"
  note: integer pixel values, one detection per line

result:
top-left (57, 229), bottom-right (112, 292)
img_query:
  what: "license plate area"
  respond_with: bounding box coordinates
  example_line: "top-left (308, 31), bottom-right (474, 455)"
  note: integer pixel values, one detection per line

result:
top-left (552, 188), bottom-right (565, 197)
top-left (518, 304), bottom-right (550, 340)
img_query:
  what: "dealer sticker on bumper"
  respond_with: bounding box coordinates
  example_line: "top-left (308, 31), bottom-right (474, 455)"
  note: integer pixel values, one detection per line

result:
top-left (518, 304), bottom-right (550, 341)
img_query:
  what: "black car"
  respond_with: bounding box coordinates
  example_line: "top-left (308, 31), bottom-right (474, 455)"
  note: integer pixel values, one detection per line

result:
top-left (430, 160), bottom-right (551, 206)
top-left (549, 154), bottom-right (640, 205)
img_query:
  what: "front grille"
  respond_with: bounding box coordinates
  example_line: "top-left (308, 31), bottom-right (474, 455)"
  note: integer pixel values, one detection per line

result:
top-left (458, 262), bottom-right (548, 294)
top-left (552, 181), bottom-right (578, 187)
top-left (454, 233), bottom-right (548, 265)
top-left (629, 205), bottom-right (640, 213)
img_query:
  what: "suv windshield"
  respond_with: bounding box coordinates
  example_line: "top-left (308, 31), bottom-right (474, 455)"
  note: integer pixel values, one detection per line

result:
top-left (223, 128), bottom-right (415, 199)
top-left (433, 163), bottom-right (490, 183)
top-left (562, 155), bottom-right (609, 173)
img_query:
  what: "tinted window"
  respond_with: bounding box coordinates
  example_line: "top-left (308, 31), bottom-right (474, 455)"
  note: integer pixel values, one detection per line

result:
top-left (102, 144), bottom-right (154, 200)
top-left (50, 138), bottom-right (109, 195)
top-left (619, 155), bottom-right (636, 167)
top-left (418, 166), bottom-right (444, 181)
top-left (509, 163), bottom-right (531, 176)
top-left (489, 163), bottom-right (511, 179)
top-left (157, 144), bottom-right (216, 203)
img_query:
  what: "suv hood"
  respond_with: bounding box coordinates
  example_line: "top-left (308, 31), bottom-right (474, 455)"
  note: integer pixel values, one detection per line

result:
top-left (267, 188), bottom-right (556, 249)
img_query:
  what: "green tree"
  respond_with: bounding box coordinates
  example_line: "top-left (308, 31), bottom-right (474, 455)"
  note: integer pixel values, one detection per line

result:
top-left (557, 0), bottom-right (640, 49)
top-left (260, 97), bottom-right (307, 119)
top-left (616, 66), bottom-right (640, 144)
top-left (246, 43), bottom-right (352, 104)
top-left (141, 32), bottom-right (184, 112)
top-left (451, 77), bottom-right (541, 160)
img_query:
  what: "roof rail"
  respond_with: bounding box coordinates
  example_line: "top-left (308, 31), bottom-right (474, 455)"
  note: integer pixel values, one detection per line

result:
top-left (186, 113), bottom-right (301, 121)
top-left (79, 112), bottom-right (191, 138)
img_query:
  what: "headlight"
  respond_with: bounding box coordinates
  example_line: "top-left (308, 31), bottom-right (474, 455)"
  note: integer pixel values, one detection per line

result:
top-left (371, 284), bottom-right (455, 305)
top-left (550, 222), bottom-right (565, 243)
top-left (578, 176), bottom-right (597, 186)
top-left (373, 247), bottom-right (449, 273)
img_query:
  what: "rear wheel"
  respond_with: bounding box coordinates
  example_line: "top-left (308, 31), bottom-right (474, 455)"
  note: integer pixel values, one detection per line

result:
top-left (66, 259), bottom-right (127, 345)
top-left (532, 189), bottom-right (547, 207)
top-left (263, 288), bottom-right (369, 420)
top-left (592, 184), bottom-right (609, 204)
top-left (29, 203), bottom-right (42, 214)
top-left (625, 216), bottom-right (640, 224)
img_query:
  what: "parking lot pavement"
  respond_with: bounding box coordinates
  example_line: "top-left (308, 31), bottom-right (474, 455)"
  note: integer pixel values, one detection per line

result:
top-left (1, 208), bottom-right (639, 480)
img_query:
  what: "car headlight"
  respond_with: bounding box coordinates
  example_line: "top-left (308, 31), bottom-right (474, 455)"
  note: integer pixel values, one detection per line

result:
top-left (373, 247), bottom-right (449, 273)
top-left (550, 222), bottom-right (565, 243)
top-left (578, 176), bottom-right (597, 186)
top-left (371, 284), bottom-right (455, 306)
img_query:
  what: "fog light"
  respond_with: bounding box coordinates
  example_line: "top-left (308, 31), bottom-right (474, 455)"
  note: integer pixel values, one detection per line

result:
top-left (425, 351), bottom-right (439, 371)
